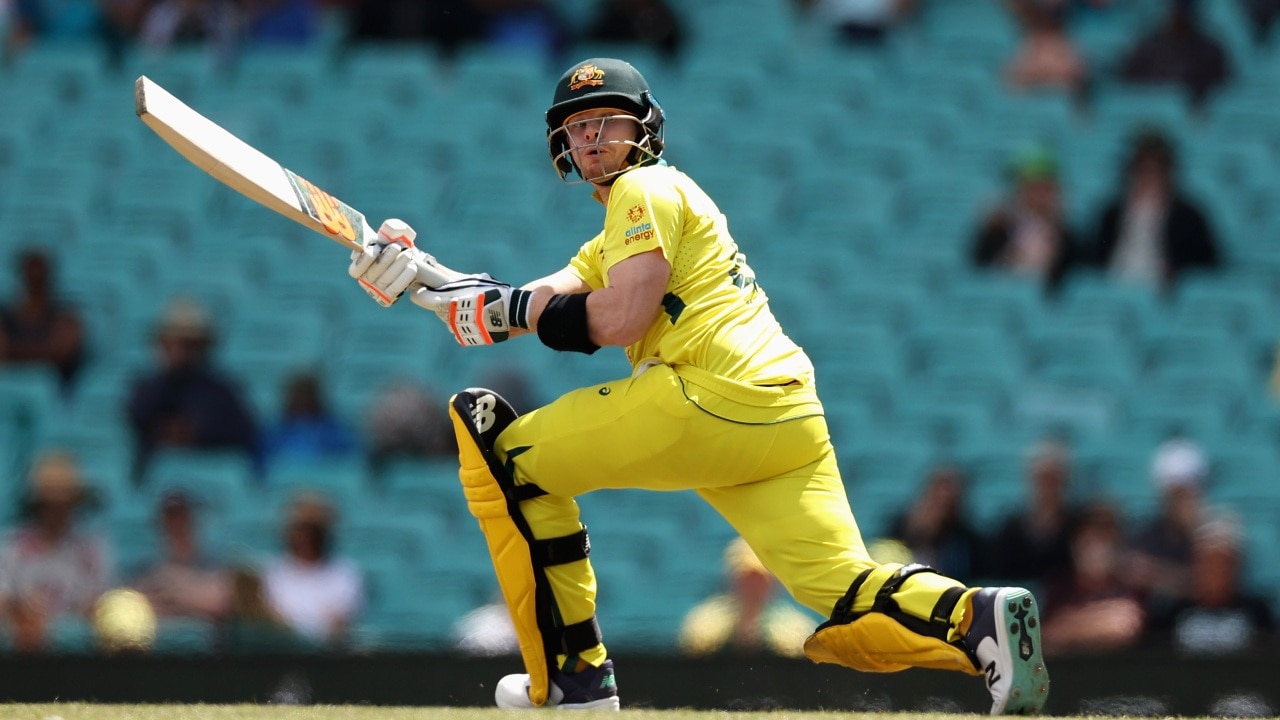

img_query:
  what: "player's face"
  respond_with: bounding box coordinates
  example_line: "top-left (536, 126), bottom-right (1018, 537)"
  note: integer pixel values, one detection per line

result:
top-left (562, 108), bottom-right (642, 183)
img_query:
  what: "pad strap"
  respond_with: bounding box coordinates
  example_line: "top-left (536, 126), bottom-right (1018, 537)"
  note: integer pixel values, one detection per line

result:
top-left (556, 616), bottom-right (604, 655)
top-left (820, 563), bottom-right (956, 638)
top-left (530, 527), bottom-right (591, 567)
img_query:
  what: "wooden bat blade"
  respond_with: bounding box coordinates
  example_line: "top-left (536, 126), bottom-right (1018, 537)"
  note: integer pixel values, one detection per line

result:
top-left (134, 75), bottom-right (372, 251)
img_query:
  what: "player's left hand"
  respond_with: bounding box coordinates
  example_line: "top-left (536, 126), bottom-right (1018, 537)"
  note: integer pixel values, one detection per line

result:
top-left (411, 276), bottom-right (533, 346)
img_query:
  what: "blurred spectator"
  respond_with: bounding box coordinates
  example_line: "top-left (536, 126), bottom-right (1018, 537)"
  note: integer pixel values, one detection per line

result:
top-left (1088, 128), bottom-right (1221, 289)
top-left (138, 0), bottom-right (240, 54)
top-left (126, 297), bottom-right (259, 479)
top-left (886, 464), bottom-right (985, 582)
top-left (677, 538), bottom-right (816, 657)
top-left (586, 0), bottom-right (684, 60)
top-left (128, 490), bottom-right (231, 622)
top-left (345, 0), bottom-right (485, 53)
top-left (800, 0), bottom-right (919, 44)
top-left (0, 249), bottom-right (87, 395)
top-left (366, 379), bottom-right (455, 470)
top-left (1240, 0), bottom-right (1280, 44)
top-left (452, 593), bottom-right (519, 656)
top-left (478, 0), bottom-right (568, 59)
top-left (988, 438), bottom-right (1083, 586)
top-left (262, 371), bottom-right (358, 468)
top-left (1040, 502), bottom-right (1145, 655)
top-left (1127, 436), bottom-right (1208, 608)
top-left (0, 451), bottom-right (111, 652)
top-left (971, 144), bottom-right (1083, 292)
top-left (478, 366), bottom-right (538, 415)
top-left (262, 492), bottom-right (363, 646)
top-left (244, 0), bottom-right (320, 44)
top-left (1145, 509), bottom-right (1275, 654)
top-left (1117, 0), bottom-right (1232, 107)
top-left (1004, 0), bottom-right (1088, 99)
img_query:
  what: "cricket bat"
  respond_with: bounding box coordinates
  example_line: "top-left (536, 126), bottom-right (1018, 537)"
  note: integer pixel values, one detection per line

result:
top-left (134, 75), bottom-right (462, 286)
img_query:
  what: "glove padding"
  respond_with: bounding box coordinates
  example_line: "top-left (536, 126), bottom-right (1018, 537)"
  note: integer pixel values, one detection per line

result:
top-left (348, 219), bottom-right (423, 307)
top-left (412, 275), bottom-right (533, 346)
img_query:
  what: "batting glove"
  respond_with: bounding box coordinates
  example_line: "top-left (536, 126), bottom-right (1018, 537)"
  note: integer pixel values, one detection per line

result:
top-left (348, 219), bottom-right (427, 307)
top-left (411, 276), bottom-right (534, 346)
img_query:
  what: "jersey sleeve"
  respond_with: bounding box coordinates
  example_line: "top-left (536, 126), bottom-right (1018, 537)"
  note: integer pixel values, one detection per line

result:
top-left (567, 232), bottom-right (606, 289)
top-left (599, 169), bottom-right (684, 275)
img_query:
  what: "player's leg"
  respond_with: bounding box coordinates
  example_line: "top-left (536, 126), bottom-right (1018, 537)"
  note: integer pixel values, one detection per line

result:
top-left (473, 364), bottom-right (805, 707)
top-left (448, 389), bottom-right (616, 710)
top-left (696, 416), bottom-right (1049, 715)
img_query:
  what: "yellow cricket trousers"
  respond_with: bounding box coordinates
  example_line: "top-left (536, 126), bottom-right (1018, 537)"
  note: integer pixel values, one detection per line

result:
top-left (493, 362), bottom-right (876, 664)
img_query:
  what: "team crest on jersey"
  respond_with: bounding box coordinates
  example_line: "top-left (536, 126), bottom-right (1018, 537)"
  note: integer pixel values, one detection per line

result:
top-left (626, 205), bottom-right (645, 223)
top-left (569, 64), bottom-right (606, 90)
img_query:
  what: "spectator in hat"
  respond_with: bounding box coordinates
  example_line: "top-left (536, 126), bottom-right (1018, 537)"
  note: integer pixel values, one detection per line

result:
top-left (261, 492), bottom-right (363, 646)
top-left (1128, 436), bottom-right (1209, 609)
top-left (1088, 128), bottom-right (1221, 290)
top-left (971, 143), bottom-right (1084, 293)
top-left (126, 297), bottom-right (259, 479)
top-left (0, 451), bottom-right (112, 651)
top-left (1145, 509), bottom-right (1275, 654)
top-left (0, 249), bottom-right (87, 394)
top-left (677, 538), bottom-right (818, 657)
top-left (128, 490), bottom-right (231, 622)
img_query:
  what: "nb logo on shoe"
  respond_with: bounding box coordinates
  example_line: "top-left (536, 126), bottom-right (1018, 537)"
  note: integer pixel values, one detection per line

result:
top-left (984, 660), bottom-right (1001, 689)
top-left (471, 394), bottom-right (498, 433)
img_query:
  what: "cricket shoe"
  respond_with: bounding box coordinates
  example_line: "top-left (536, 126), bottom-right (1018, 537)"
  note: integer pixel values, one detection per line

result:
top-left (964, 587), bottom-right (1050, 715)
top-left (494, 659), bottom-right (620, 710)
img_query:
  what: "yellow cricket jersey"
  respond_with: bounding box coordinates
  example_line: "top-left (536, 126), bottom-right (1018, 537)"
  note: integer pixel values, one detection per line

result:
top-left (567, 163), bottom-right (813, 388)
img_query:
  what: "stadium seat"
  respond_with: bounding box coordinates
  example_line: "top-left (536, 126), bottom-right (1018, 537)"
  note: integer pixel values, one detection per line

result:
top-left (153, 618), bottom-right (218, 655)
top-left (141, 449), bottom-right (257, 512)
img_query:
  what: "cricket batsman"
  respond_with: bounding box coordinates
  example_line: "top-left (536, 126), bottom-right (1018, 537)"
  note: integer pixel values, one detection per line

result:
top-left (348, 58), bottom-right (1050, 714)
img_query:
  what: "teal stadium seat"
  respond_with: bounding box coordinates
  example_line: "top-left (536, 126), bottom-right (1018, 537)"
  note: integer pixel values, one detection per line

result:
top-left (153, 618), bottom-right (218, 655)
top-left (142, 449), bottom-right (256, 512)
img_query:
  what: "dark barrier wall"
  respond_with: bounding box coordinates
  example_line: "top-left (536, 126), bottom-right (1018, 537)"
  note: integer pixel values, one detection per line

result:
top-left (1, 650), bottom-right (1276, 716)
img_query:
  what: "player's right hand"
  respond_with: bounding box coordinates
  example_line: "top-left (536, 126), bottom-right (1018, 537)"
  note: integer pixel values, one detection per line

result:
top-left (348, 219), bottom-right (422, 307)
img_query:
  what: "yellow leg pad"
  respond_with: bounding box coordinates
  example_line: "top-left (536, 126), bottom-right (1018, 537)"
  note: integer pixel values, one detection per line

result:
top-left (803, 614), bottom-right (979, 675)
top-left (803, 563), bottom-right (980, 676)
top-left (451, 404), bottom-right (551, 707)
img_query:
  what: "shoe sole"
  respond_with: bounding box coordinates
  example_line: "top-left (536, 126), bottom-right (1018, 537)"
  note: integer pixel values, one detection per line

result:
top-left (994, 588), bottom-right (1050, 715)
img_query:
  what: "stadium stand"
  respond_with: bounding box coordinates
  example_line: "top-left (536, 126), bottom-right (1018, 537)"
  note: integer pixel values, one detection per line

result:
top-left (1, 0), bottom-right (1278, 655)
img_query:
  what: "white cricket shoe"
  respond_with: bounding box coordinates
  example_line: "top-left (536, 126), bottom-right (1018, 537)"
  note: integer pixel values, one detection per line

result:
top-left (494, 659), bottom-right (620, 710)
top-left (964, 587), bottom-right (1050, 715)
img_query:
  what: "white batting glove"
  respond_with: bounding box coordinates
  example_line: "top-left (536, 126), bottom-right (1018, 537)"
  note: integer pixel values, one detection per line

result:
top-left (348, 219), bottom-right (424, 307)
top-left (411, 276), bottom-right (534, 346)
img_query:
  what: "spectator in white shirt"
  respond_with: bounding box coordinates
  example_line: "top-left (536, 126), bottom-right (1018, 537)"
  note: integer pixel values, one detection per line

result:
top-left (262, 492), bottom-right (363, 646)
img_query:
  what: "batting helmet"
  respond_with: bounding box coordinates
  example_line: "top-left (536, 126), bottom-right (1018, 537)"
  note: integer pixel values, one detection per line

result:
top-left (546, 58), bottom-right (665, 182)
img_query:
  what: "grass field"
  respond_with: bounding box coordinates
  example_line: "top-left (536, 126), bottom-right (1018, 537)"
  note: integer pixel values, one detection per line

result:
top-left (0, 708), bottom-right (1247, 720)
